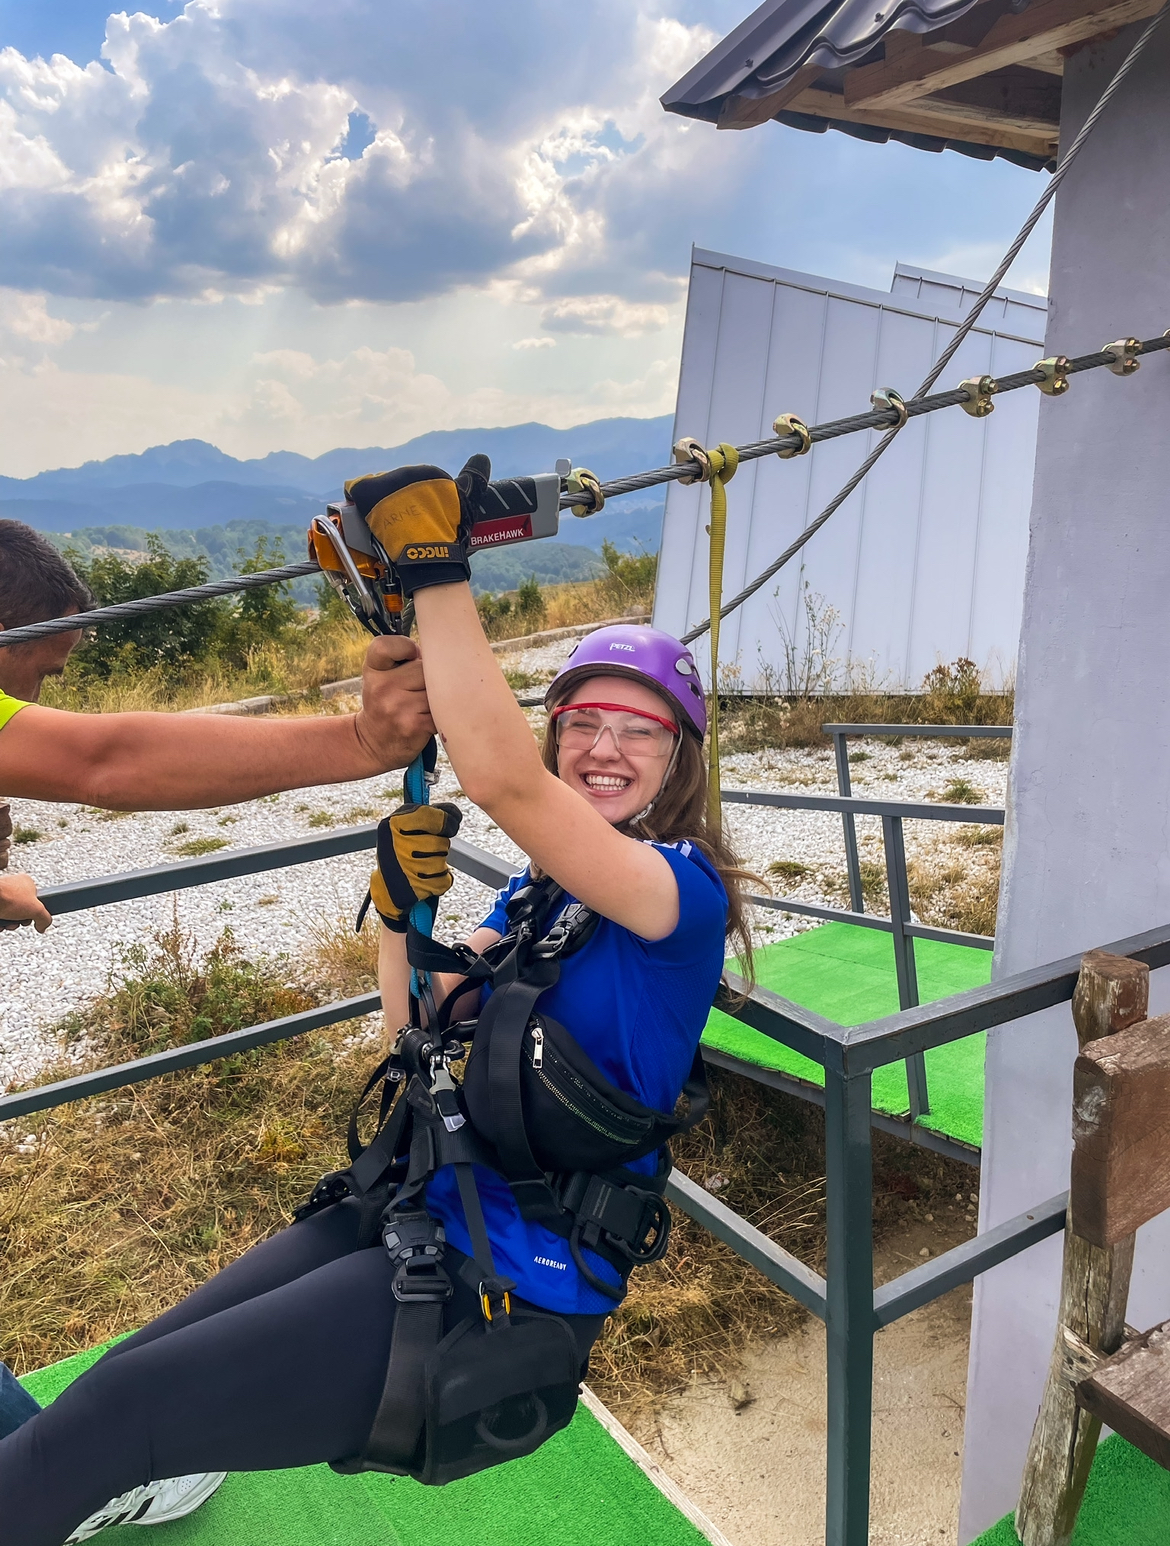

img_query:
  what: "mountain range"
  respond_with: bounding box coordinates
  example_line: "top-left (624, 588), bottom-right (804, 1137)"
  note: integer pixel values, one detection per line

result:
top-left (2, 416), bottom-right (672, 598)
top-left (0, 416), bottom-right (671, 549)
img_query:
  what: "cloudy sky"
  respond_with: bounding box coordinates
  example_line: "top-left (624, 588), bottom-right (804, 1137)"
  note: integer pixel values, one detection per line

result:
top-left (0, 1), bottom-right (1055, 476)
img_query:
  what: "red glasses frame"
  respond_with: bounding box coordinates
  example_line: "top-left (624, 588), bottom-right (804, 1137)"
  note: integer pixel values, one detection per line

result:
top-left (549, 701), bottom-right (680, 736)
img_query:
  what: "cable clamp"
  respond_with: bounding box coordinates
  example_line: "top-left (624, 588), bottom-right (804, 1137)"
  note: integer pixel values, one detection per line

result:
top-left (565, 466), bottom-right (605, 517)
top-left (1101, 337), bottom-right (1142, 376)
top-left (868, 388), bottom-right (908, 429)
top-left (771, 413), bottom-right (812, 459)
top-left (958, 375), bottom-right (997, 418)
top-left (672, 436), bottom-right (711, 486)
top-left (1034, 356), bottom-right (1071, 397)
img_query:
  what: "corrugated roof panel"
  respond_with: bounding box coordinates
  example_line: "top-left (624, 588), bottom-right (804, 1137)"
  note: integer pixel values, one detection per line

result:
top-left (661, 0), bottom-right (1056, 170)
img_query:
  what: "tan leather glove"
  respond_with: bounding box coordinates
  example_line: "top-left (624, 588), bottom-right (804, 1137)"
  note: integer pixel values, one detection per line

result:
top-left (345, 464), bottom-right (470, 595)
top-left (367, 802), bottom-right (463, 932)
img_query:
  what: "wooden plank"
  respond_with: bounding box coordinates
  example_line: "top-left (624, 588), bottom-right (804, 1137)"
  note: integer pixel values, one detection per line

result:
top-left (1077, 1320), bottom-right (1170, 1472)
top-left (843, 0), bottom-right (1164, 110)
top-left (930, 65), bottom-right (1063, 125)
top-left (1070, 1014), bottom-right (1170, 1246)
top-left (1072, 949), bottom-right (1149, 1050)
top-left (718, 65), bottom-right (824, 128)
top-left (783, 85), bottom-right (1055, 156)
top-left (912, 92), bottom-right (1060, 136)
top-left (1016, 1229), bottom-right (1135, 1546)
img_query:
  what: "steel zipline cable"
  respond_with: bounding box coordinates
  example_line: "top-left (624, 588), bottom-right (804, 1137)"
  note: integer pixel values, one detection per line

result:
top-left (2, 2), bottom-right (1167, 656)
top-left (3, 331), bottom-right (1167, 651)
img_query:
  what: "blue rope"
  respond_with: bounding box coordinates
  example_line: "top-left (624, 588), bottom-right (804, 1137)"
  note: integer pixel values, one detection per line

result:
top-left (403, 746), bottom-right (434, 1000)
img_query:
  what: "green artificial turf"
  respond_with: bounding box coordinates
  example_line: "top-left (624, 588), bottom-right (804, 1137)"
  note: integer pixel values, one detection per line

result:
top-left (21, 1348), bottom-right (710, 1546)
top-left (701, 922), bottom-right (991, 1148)
top-left (970, 1436), bottom-right (1170, 1545)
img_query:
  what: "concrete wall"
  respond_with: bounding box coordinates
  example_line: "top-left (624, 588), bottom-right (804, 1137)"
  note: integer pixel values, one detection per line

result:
top-left (960, 23), bottom-right (1170, 1541)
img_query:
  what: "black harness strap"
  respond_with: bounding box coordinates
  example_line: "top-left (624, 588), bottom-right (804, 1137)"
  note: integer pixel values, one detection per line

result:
top-left (479, 963), bottom-right (564, 1223)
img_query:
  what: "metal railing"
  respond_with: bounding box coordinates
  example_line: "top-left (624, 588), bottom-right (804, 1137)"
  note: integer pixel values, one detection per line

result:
top-left (823, 721), bottom-right (1012, 918)
top-left (5, 815), bottom-right (1155, 1546)
top-left (725, 779), bottom-right (1004, 1130)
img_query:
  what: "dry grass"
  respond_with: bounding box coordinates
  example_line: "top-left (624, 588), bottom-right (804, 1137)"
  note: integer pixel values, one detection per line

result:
top-left (40, 618), bottom-right (372, 716)
top-left (907, 827), bottom-right (1002, 938)
top-left (0, 921), bottom-right (382, 1376)
top-left (720, 690), bottom-right (1014, 754)
top-left (477, 557), bottom-right (656, 644)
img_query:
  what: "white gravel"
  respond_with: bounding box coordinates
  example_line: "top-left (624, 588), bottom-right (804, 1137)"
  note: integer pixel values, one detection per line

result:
top-left (0, 707), bottom-right (1006, 1095)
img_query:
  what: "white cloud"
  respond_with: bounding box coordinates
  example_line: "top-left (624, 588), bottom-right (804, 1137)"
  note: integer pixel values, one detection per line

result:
top-left (218, 341), bottom-right (679, 455)
top-left (0, 3), bottom-right (729, 316)
top-left (540, 295), bottom-right (673, 336)
top-left (512, 336), bottom-right (556, 351)
top-left (0, 319), bottom-right (679, 475)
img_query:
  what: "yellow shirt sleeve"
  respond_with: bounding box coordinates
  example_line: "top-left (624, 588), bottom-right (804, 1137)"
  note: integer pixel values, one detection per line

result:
top-left (0, 690), bottom-right (30, 732)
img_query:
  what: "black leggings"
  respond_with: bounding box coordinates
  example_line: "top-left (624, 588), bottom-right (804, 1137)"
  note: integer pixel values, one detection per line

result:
top-left (0, 1203), bottom-right (606, 1546)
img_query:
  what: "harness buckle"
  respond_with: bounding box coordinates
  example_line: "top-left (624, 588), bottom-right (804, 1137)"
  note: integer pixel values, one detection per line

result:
top-left (392, 1256), bottom-right (454, 1304)
top-left (573, 1176), bottom-right (671, 1266)
top-left (383, 1206), bottom-right (452, 1303)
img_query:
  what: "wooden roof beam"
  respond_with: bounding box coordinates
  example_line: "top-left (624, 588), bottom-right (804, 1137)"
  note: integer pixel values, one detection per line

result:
top-left (784, 84), bottom-right (1056, 156)
top-left (717, 64), bottom-right (826, 128)
top-left (844, 0), bottom-right (1164, 110)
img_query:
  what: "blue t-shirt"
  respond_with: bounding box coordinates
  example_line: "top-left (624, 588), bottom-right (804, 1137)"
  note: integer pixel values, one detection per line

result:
top-left (425, 842), bottom-right (728, 1315)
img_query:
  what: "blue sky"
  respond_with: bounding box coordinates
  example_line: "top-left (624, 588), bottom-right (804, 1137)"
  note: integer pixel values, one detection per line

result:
top-left (0, 1), bottom-right (1054, 476)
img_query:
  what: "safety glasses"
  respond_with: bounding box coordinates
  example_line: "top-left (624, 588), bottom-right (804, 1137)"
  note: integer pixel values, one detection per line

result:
top-left (551, 702), bottom-right (679, 759)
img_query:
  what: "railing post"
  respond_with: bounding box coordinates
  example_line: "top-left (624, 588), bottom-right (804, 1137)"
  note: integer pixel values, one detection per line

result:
top-left (824, 1065), bottom-right (876, 1546)
top-left (881, 813), bottom-right (930, 1118)
top-left (832, 729), bottom-right (865, 914)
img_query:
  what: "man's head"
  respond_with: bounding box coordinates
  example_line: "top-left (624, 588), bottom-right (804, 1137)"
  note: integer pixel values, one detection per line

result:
top-left (0, 521), bottom-right (94, 701)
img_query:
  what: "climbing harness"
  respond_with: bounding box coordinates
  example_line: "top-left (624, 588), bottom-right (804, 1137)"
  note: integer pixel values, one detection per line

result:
top-left (671, 439), bottom-right (738, 829)
top-left (297, 874), bottom-right (707, 1483)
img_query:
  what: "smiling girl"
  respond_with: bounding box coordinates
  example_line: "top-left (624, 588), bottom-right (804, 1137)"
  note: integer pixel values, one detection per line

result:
top-left (0, 462), bottom-right (755, 1545)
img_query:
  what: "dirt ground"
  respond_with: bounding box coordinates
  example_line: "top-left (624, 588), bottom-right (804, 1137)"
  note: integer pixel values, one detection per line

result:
top-left (630, 1212), bottom-right (976, 1546)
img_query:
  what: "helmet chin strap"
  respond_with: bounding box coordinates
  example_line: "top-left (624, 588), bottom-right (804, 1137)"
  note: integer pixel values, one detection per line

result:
top-left (629, 735), bottom-right (683, 830)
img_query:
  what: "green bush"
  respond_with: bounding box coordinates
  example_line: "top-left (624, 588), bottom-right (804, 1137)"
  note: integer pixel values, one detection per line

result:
top-left (66, 536), bottom-right (300, 679)
top-left (516, 575), bottom-right (546, 626)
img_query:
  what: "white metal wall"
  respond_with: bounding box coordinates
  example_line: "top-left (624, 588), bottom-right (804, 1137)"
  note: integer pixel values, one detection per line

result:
top-left (653, 250), bottom-right (1047, 692)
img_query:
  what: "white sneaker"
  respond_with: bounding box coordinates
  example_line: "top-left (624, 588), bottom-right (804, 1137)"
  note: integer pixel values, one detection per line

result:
top-left (66, 1472), bottom-right (227, 1541)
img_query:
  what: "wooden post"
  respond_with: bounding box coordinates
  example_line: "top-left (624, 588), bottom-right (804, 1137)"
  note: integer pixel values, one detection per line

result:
top-left (0, 799), bottom-right (10, 871)
top-left (1014, 951), bottom-right (1149, 1546)
top-left (1070, 949), bottom-right (1149, 1050)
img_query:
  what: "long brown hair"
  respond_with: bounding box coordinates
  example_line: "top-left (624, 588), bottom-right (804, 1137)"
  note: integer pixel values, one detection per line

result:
top-left (540, 712), bottom-right (759, 984)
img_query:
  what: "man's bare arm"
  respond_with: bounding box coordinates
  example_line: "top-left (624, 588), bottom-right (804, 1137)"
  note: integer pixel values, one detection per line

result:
top-left (0, 636), bottom-right (434, 809)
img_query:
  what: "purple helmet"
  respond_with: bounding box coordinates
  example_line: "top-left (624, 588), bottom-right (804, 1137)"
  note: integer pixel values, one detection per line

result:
top-left (545, 624), bottom-right (707, 740)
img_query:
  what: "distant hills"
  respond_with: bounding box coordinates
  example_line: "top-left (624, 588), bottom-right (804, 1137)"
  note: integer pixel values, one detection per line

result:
top-left (4, 416), bottom-right (673, 598)
top-left (1, 415), bottom-right (671, 555)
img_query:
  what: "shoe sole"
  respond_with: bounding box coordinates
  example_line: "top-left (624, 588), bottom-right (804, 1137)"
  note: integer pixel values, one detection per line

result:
top-left (131, 1472), bottom-right (228, 1526)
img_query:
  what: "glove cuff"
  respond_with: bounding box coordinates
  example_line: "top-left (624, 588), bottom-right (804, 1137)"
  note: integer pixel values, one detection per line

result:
top-left (393, 541), bottom-right (471, 596)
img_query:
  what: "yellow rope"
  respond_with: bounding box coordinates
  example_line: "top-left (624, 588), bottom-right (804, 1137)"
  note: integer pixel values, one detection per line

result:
top-left (672, 437), bottom-right (739, 832)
